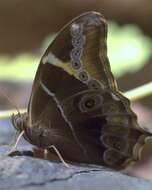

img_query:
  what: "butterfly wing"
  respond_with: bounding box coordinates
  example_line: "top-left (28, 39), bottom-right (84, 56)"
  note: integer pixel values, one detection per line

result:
top-left (22, 11), bottom-right (145, 169)
top-left (24, 11), bottom-right (116, 164)
top-left (28, 11), bottom-right (117, 122)
top-left (42, 11), bottom-right (117, 90)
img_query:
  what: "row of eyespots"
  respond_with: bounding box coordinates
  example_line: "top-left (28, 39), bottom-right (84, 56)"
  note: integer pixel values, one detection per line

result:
top-left (70, 22), bottom-right (104, 89)
top-left (70, 23), bottom-right (92, 85)
top-left (70, 23), bottom-right (84, 73)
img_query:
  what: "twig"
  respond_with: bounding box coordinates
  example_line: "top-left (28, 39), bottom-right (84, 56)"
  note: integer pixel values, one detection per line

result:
top-left (124, 81), bottom-right (152, 101)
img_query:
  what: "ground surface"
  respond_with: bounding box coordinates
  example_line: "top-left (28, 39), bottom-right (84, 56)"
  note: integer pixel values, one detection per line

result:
top-left (1, 118), bottom-right (152, 189)
top-left (1, 156), bottom-right (152, 190)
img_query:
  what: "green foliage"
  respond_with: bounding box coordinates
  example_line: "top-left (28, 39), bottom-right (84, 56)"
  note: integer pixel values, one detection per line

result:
top-left (0, 55), bottom-right (39, 81)
top-left (0, 22), bottom-right (151, 81)
top-left (108, 22), bottom-right (152, 77)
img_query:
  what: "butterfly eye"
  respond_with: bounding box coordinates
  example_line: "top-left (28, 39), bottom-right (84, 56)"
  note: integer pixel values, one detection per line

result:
top-left (78, 71), bottom-right (89, 82)
top-left (71, 60), bottom-right (81, 70)
top-left (15, 117), bottom-right (23, 130)
top-left (12, 113), bottom-right (27, 131)
top-left (88, 79), bottom-right (104, 89)
top-left (78, 93), bottom-right (103, 113)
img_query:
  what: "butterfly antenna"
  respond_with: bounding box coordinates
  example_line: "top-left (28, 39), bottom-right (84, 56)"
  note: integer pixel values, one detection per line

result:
top-left (0, 87), bottom-right (20, 115)
top-left (49, 145), bottom-right (70, 168)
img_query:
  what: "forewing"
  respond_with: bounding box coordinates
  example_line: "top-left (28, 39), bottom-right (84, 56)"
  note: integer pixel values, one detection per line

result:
top-left (28, 11), bottom-right (117, 122)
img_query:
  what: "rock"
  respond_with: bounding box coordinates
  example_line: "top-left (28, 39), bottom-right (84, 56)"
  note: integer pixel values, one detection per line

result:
top-left (1, 119), bottom-right (152, 189)
top-left (0, 156), bottom-right (152, 190)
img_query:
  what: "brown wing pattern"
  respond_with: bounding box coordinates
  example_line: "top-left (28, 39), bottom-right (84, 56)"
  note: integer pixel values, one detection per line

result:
top-left (12, 12), bottom-right (151, 170)
top-left (28, 11), bottom-right (117, 122)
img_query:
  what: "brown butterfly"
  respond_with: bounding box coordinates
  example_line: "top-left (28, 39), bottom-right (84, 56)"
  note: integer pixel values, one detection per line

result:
top-left (11, 11), bottom-right (150, 170)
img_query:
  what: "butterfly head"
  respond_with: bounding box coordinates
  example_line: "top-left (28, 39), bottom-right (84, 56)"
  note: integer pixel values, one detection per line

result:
top-left (12, 112), bottom-right (28, 132)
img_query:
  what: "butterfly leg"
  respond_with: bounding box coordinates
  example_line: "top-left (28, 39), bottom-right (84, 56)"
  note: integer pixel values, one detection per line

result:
top-left (32, 147), bottom-right (69, 167)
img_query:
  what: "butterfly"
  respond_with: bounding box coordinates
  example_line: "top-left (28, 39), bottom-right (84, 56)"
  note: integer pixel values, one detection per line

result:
top-left (11, 11), bottom-right (150, 170)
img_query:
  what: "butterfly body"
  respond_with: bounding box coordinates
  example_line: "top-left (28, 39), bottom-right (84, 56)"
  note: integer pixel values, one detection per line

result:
top-left (12, 12), bottom-right (150, 169)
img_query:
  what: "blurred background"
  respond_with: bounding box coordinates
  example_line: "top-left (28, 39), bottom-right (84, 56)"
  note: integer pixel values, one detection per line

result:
top-left (0, 0), bottom-right (152, 140)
